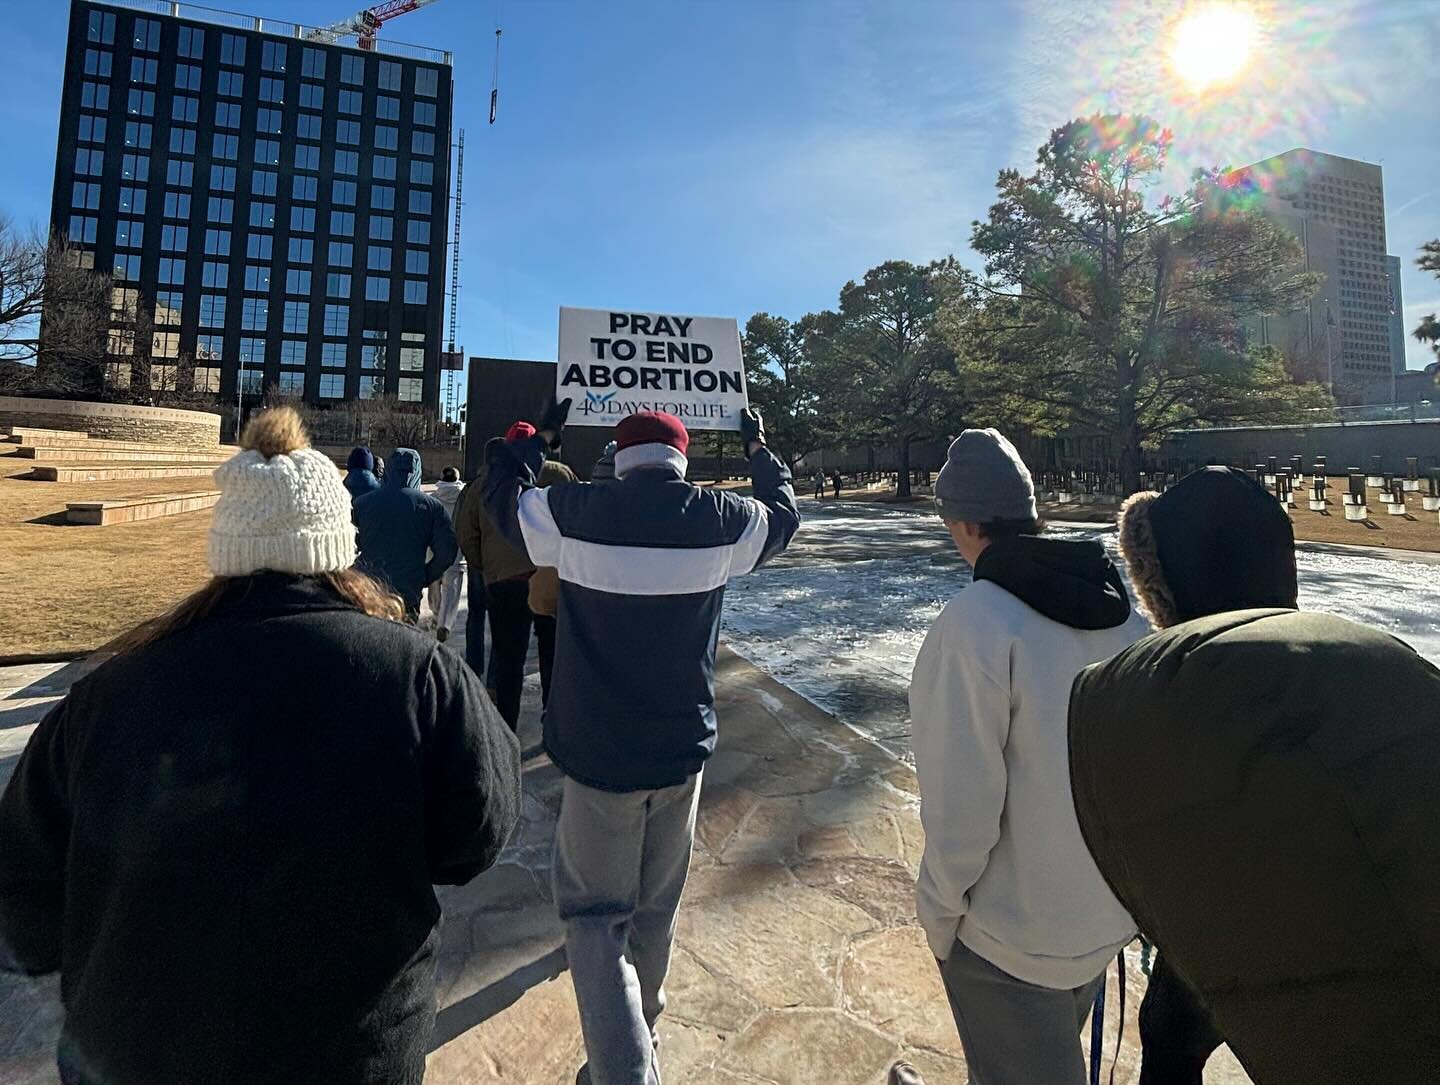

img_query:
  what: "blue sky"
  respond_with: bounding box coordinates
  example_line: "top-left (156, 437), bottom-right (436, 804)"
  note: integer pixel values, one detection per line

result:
top-left (3, 0), bottom-right (1438, 369)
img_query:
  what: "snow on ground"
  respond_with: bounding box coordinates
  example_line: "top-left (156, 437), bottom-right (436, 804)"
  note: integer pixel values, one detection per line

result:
top-left (722, 503), bottom-right (1440, 759)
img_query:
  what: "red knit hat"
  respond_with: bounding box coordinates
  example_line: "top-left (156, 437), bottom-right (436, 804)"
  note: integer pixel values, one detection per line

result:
top-left (614, 411), bottom-right (689, 455)
top-left (505, 421), bottom-right (536, 442)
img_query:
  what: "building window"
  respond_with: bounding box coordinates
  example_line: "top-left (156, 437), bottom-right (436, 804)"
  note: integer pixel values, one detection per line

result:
top-left (82, 82), bottom-right (110, 110)
top-left (246, 234), bottom-right (273, 261)
top-left (373, 156), bottom-right (396, 181)
top-left (158, 257), bottom-right (185, 285)
top-left (111, 287), bottom-right (139, 322)
top-left (378, 60), bottom-right (402, 91)
top-left (155, 292), bottom-right (184, 327)
top-left (369, 216), bottom-right (393, 241)
top-left (404, 280), bottom-right (427, 305)
top-left (324, 305), bottom-right (349, 336)
top-left (375, 126), bottom-right (398, 151)
top-left (409, 191), bottom-right (432, 215)
top-left (262, 41), bottom-right (287, 72)
top-left (213, 133), bottom-right (238, 160)
top-left (238, 337), bottom-right (265, 364)
top-left (160, 225), bottom-right (188, 251)
top-left (260, 77), bottom-right (285, 104)
top-left (361, 330), bottom-right (386, 366)
top-left (193, 366), bottom-right (220, 392)
top-left (398, 378), bottom-right (423, 403)
top-left (332, 180), bottom-right (357, 206)
top-left (245, 265), bottom-right (271, 292)
top-left (164, 192), bottom-right (191, 218)
top-left (414, 102), bottom-right (437, 127)
top-left (366, 245), bottom-right (391, 271)
top-left (166, 160), bottom-right (193, 187)
top-left (300, 84), bottom-right (324, 110)
top-left (72, 182), bottom-right (101, 210)
top-left (404, 250), bottom-right (428, 275)
top-left (301, 47), bottom-right (326, 79)
top-left (410, 161), bottom-right (434, 186)
top-left (331, 211), bottom-right (355, 236)
top-left (83, 49), bottom-right (112, 77)
top-left (406, 220), bottom-right (430, 245)
top-left (217, 72), bottom-right (243, 99)
top-left (199, 295), bottom-right (227, 326)
top-left (172, 95), bottom-right (198, 123)
top-left (366, 277), bottom-right (390, 302)
top-left (132, 17), bottom-right (160, 51)
top-left (252, 171), bottom-right (279, 198)
top-left (376, 96), bottom-right (399, 121)
top-left (293, 176), bottom-right (319, 202)
top-left (74, 149), bottom-right (103, 176)
top-left (121, 153), bottom-right (148, 182)
top-left (295, 144), bottom-right (321, 171)
top-left (116, 187), bottom-right (145, 215)
top-left (208, 197), bottom-right (234, 224)
top-left (250, 200), bottom-right (277, 228)
top-left (127, 90), bottom-right (155, 117)
top-left (283, 301), bottom-right (309, 334)
top-left (279, 341), bottom-right (305, 365)
top-left (178, 26), bottom-right (204, 58)
top-left (175, 64), bottom-right (201, 92)
top-left (340, 54), bottom-right (364, 84)
top-left (202, 261), bottom-right (228, 289)
top-left (215, 102), bottom-right (240, 128)
top-left (358, 373), bottom-right (383, 399)
top-left (338, 90), bottom-right (361, 115)
top-left (169, 128), bottom-right (196, 155)
top-left (152, 332), bottom-right (180, 359)
top-left (241, 297), bottom-right (268, 330)
top-left (290, 206), bottom-right (317, 233)
top-left (220, 33), bottom-right (245, 66)
top-left (321, 342), bottom-right (346, 366)
top-left (210, 166), bottom-right (236, 192)
top-left (319, 373), bottom-right (345, 399)
top-left (329, 242), bottom-right (353, 267)
top-left (253, 139), bottom-right (279, 166)
top-left (130, 57), bottom-right (158, 84)
top-left (256, 108), bottom-right (283, 135)
top-left (412, 131), bottom-right (436, 156)
top-left (288, 238), bottom-right (315, 264)
top-left (104, 363), bottom-right (132, 389)
top-left (326, 272), bottom-right (352, 297)
top-left (78, 115), bottom-right (106, 143)
top-left (334, 150), bottom-right (359, 175)
top-left (239, 368), bottom-right (264, 395)
top-left (336, 120), bottom-right (359, 145)
top-left (124, 121), bottom-right (152, 149)
top-left (400, 332), bottom-right (425, 370)
top-left (88, 10), bottom-right (116, 43)
top-left (415, 67), bottom-right (439, 98)
top-left (107, 327), bottom-right (136, 355)
top-left (67, 215), bottom-right (97, 244)
top-left (277, 370), bottom-right (305, 395)
top-left (286, 269), bottom-right (312, 295)
top-left (371, 186), bottom-right (395, 211)
top-left (204, 229), bottom-right (230, 255)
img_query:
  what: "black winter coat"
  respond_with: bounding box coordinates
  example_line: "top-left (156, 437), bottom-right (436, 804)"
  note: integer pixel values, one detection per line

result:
top-left (1069, 609), bottom-right (1440, 1084)
top-left (354, 448), bottom-right (459, 612)
top-left (0, 575), bottom-right (521, 1085)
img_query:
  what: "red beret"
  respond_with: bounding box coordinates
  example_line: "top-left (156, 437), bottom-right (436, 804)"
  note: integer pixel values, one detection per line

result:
top-left (505, 421), bottom-right (537, 442)
top-left (614, 411), bottom-right (689, 455)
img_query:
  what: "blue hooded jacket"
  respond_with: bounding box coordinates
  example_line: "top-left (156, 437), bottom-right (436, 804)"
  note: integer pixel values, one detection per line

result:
top-left (354, 448), bottom-right (458, 612)
top-left (342, 446), bottom-right (381, 501)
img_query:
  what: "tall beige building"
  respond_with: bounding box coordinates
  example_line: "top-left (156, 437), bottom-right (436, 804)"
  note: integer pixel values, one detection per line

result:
top-left (1221, 149), bottom-right (1401, 402)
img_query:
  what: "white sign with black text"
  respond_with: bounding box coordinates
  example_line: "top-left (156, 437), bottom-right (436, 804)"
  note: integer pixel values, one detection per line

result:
top-left (556, 306), bottom-right (748, 431)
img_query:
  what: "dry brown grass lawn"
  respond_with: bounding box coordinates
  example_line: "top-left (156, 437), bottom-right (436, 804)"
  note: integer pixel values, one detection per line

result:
top-left (0, 452), bottom-right (212, 658)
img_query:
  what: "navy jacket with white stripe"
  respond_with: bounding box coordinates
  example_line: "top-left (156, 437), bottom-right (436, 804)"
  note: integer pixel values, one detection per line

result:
top-left (483, 435), bottom-right (800, 791)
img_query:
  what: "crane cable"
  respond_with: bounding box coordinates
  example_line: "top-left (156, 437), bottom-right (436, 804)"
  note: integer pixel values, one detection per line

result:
top-left (489, 0), bottom-right (503, 124)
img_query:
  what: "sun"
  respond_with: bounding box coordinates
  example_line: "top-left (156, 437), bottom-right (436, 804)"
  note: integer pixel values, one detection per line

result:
top-left (1168, 3), bottom-right (1260, 92)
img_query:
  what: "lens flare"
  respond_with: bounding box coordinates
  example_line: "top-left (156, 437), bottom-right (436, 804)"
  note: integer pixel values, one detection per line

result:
top-left (1168, 3), bottom-right (1260, 91)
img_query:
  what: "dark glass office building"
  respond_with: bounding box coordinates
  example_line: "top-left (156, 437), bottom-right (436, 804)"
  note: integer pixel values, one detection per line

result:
top-left (51, 0), bottom-right (453, 411)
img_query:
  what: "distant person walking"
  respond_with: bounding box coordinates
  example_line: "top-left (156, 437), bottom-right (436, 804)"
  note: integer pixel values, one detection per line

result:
top-left (353, 448), bottom-right (458, 621)
top-left (813, 469), bottom-right (827, 499)
top-left (485, 402), bottom-right (799, 1085)
top-left (1070, 467), bottom-right (1440, 1085)
top-left (0, 408), bottom-right (520, 1085)
top-left (832, 472), bottom-right (843, 499)
top-left (343, 446), bottom-right (381, 500)
top-left (427, 466), bottom-right (467, 643)
top-left (454, 443), bottom-right (501, 681)
top-left (900, 429), bottom-right (1145, 1085)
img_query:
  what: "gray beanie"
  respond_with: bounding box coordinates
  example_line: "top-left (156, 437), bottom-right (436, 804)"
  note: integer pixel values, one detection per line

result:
top-left (934, 429), bottom-right (1037, 523)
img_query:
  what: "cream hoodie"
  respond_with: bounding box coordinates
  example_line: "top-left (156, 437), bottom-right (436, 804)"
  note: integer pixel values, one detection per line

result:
top-left (910, 579), bottom-right (1147, 989)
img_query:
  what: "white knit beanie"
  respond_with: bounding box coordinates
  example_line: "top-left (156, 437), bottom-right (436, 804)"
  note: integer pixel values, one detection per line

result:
top-left (208, 408), bottom-right (356, 577)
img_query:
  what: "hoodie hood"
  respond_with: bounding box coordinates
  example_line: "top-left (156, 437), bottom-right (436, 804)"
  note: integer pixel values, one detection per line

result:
top-left (385, 448), bottom-right (422, 490)
top-left (433, 479), bottom-right (463, 515)
top-left (972, 535), bottom-right (1131, 630)
top-left (346, 446), bottom-right (375, 472)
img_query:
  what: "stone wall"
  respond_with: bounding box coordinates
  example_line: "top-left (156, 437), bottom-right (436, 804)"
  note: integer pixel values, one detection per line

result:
top-left (1163, 419), bottom-right (1440, 474)
top-left (0, 397), bottom-right (222, 449)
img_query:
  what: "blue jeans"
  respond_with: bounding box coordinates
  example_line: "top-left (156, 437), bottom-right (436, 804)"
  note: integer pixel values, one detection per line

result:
top-left (465, 576), bottom-right (487, 676)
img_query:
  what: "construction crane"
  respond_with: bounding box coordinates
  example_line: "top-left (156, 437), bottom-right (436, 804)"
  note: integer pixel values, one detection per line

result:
top-left (305, 0), bottom-right (443, 51)
top-left (443, 129), bottom-right (465, 426)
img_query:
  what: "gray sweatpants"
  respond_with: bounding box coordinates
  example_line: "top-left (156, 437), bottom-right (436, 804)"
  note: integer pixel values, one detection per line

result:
top-left (552, 772), bottom-right (702, 1085)
top-left (939, 939), bottom-right (1104, 1085)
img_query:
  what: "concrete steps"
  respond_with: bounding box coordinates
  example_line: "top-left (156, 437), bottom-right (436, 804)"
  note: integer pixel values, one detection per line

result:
top-left (16, 445), bottom-right (231, 464)
top-left (3, 426), bottom-right (93, 444)
top-left (66, 490), bottom-right (220, 525)
top-left (31, 463), bottom-right (222, 483)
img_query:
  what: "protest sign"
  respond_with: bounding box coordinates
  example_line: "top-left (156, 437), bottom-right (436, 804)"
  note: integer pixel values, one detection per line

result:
top-left (556, 306), bottom-right (748, 431)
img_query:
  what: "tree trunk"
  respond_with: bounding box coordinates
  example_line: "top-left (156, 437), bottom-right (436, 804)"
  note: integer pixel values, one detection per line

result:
top-left (1117, 425), bottom-right (1142, 496)
top-left (895, 436), bottom-right (913, 498)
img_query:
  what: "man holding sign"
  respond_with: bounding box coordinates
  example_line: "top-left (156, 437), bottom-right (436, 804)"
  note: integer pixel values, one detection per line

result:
top-left (483, 382), bottom-right (798, 1085)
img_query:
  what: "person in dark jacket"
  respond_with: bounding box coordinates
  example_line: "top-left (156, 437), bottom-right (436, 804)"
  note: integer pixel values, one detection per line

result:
top-left (485, 401), bottom-right (799, 1085)
top-left (354, 447), bottom-right (458, 619)
top-left (343, 446), bottom-right (381, 500)
top-left (0, 407), bottom-right (521, 1085)
top-left (1069, 466), bottom-right (1440, 1085)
